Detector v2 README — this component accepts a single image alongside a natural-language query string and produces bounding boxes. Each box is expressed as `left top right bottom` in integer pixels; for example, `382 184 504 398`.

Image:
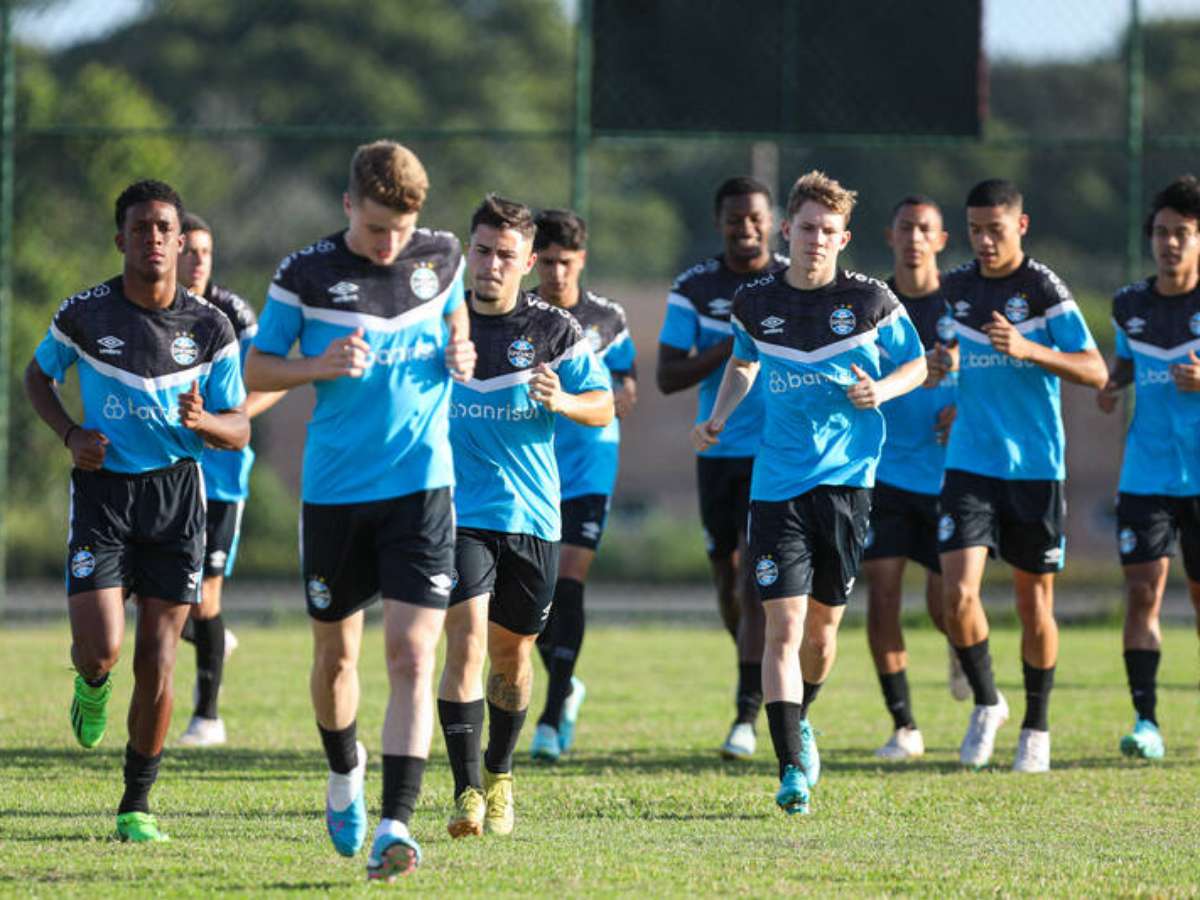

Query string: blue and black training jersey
659 253 788 458
450 292 612 541
1113 278 1200 496
731 269 924 502
254 229 464 505
201 283 258 502
875 278 957 497
34 277 245 475
943 257 1096 482
546 289 636 500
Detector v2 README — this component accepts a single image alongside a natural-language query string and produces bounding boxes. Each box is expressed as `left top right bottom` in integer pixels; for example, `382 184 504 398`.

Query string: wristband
62 424 79 447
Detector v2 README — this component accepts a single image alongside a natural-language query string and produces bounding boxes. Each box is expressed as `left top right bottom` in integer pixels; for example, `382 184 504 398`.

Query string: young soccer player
245 141 475 879
694 171 927 814
657 176 788 759
1098 175 1200 760
23 180 249 842
528 209 637 762
437 195 612 838
936 179 1107 772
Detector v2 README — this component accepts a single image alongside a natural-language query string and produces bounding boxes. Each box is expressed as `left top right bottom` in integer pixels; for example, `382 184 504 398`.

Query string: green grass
1 621 1199 896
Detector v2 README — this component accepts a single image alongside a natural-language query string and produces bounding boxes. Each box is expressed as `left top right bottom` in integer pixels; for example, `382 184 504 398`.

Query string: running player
245 141 475 879
694 171 926 815
1098 175 1200 760
23 180 249 842
438 195 612 839
863 195 965 761
657 176 788 759
175 212 284 747
527 209 637 762
936 179 1106 772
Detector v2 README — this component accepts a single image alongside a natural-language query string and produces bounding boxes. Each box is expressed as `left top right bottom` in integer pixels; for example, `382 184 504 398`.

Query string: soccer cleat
774 764 810 815
482 769 515 836
959 692 1009 768
366 829 421 881
71 674 112 749
1119 718 1165 760
1012 728 1051 773
176 716 226 748
116 811 170 843
874 726 926 760
798 718 820 788
325 742 367 857
446 786 485 838
948 645 971 702
557 676 587 753
530 723 561 762
720 722 757 760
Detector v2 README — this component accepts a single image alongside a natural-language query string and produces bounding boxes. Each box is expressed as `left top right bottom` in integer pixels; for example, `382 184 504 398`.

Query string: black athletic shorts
748 486 871 606
561 493 610 551
301 487 455 622
66 460 205 604
1116 492 1200 580
204 498 245 579
450 527 559 636
863 481 942 574
938 469 1066 574
697 455 754 559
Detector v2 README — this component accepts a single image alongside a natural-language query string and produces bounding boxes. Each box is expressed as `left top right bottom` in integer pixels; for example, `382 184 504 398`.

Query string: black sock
1020 662 1055 731
180 617 196 644
84 672 109 689
483 702 527 775
954 639 999 706
879 670 916 730
538 578 585 728
1123 649 1160 724
799 680 823 719
381 755 426 826
438 699 484 795
317 721 358 774
118 744 162 815
735 662 763 726
192 615 225 720
765 700 803 779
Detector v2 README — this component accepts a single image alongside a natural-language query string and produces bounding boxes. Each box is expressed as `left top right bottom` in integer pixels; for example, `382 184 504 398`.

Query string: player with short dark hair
936 178 1107 773
23 179 249 842
1098 174 1200 760
657 175 788 760
173 212 284 748
527 208 637 762
438 194 613 839
695 171 927 814
245 140 476 880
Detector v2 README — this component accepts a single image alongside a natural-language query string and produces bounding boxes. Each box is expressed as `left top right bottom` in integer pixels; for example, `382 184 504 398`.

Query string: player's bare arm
23 359 110 470
613 372 638 418
244 327 370 390
691 355 759 451
924 341 958 387
982 311 1107 387
444 302 476 383
529 363 613 425
177 379 249 450
1097 355 1133 413
656 339 734 394
846 356 928 410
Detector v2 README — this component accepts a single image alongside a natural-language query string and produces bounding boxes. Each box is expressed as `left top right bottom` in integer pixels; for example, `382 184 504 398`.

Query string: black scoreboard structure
590 0 984 137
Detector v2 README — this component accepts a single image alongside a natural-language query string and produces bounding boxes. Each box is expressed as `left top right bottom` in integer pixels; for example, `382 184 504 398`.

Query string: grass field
2 620 1199 896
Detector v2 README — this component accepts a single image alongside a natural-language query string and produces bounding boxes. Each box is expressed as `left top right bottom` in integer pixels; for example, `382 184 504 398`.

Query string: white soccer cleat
1012 728 1051 773
176 715 227 747
874 726 925 760
947 645 971 702
959 692 1009 768
719 722 756 760
224 627 239 660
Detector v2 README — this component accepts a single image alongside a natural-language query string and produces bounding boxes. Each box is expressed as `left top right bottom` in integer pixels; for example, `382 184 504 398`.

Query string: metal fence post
571 0 593 220
1125 0 1144 283
0 2 16 608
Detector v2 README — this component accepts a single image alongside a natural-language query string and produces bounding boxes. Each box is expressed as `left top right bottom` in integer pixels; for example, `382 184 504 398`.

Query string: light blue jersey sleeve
604 332 636 373
254 285 303 356
1047 301 1095 352
1114 320 1132 359
205 342 247 412
444 270 465 315
659 294 699 350
34 322 78 381
877 306 924 366
557 338 611 395
732 316 759 362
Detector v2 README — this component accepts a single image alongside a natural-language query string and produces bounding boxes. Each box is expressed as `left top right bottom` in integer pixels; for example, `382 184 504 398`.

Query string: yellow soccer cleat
447 786 485 838
482 769 514 836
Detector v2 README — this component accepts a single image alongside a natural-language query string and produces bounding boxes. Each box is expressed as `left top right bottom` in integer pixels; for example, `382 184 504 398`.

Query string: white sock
374 818 410 842
327 741 366 811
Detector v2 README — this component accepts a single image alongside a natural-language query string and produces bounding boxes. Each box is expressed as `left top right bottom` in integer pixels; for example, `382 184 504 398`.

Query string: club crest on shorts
171 332 199 366
70 548 96 579
938 514 955 543
863 527 875 550
507 337 536 369
937 314 957 343
450 569 459 590
1119 527 1136 556
1004 294 1030 324
755 555 779 587
410 261 440 301
1190 312 1200 337
307 576 332 610
829 306 856 337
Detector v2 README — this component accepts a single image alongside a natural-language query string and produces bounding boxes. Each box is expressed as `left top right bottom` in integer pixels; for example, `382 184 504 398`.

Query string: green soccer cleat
116 812 170 843
71 674 112 749
1120 718 1165 760
775 765 810 815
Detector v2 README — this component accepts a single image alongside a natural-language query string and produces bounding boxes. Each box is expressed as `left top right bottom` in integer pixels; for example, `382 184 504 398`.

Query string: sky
13 0 1200 61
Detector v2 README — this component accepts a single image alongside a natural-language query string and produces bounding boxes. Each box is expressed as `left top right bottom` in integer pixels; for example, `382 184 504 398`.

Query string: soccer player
437 195 612 838
23 179 249 842
694 171 926 815
657 176 788 759
174 212 284 747
527 209 637 762
1098 175 1200 760
244 141 475 879
936 179 1107 772
863 196 965 760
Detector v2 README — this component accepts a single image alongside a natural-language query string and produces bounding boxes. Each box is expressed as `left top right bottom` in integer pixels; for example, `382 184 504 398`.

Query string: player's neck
542 283 581 309
785 263 836 292
1154 268 1200 296
891 265 940 298
978 251 1024 279
724 250 772 275
187 277 209 298
122 268 178 309
471 289 521 316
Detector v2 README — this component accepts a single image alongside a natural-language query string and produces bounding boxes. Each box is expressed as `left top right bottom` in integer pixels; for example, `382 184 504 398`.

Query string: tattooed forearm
487 671 530 711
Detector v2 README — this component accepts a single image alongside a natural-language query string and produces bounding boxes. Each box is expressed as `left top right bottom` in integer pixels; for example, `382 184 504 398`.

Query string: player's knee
1125 577 1161 618
765 613 804 650
1014 591 1054 627
76 639 120 678
385 637 435 683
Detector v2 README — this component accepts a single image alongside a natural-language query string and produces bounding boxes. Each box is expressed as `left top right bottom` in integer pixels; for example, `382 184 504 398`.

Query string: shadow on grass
0 747 327 775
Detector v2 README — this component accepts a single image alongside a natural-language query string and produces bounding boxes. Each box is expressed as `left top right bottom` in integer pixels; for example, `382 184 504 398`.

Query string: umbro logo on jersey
954 300 971 318
761 315 785 335
1125 316 1146 336
708 298 732 316
328 281 359 303
97 335 124 356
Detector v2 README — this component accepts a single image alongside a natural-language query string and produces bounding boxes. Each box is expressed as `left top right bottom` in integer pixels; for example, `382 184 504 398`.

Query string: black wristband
62 424 79 447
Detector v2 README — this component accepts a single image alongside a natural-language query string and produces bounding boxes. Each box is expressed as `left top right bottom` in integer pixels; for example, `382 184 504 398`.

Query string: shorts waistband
76 458 198 480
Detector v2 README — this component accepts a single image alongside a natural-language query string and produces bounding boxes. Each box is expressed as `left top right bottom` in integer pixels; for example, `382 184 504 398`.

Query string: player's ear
934 230 950 252
342 192 354 218
780 219 791 242
1017 212 1030 236
884 226 895 248
523 250 538 275
114 231 125 253
840 229 852 249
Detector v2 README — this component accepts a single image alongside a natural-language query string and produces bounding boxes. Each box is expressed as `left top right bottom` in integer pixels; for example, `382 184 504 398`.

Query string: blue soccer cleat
799 718 820 788
325 742 367 857
1120 718 1165 760
558 676 587 753
530 723 561 762
775 765 810 815
366 829 422 882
